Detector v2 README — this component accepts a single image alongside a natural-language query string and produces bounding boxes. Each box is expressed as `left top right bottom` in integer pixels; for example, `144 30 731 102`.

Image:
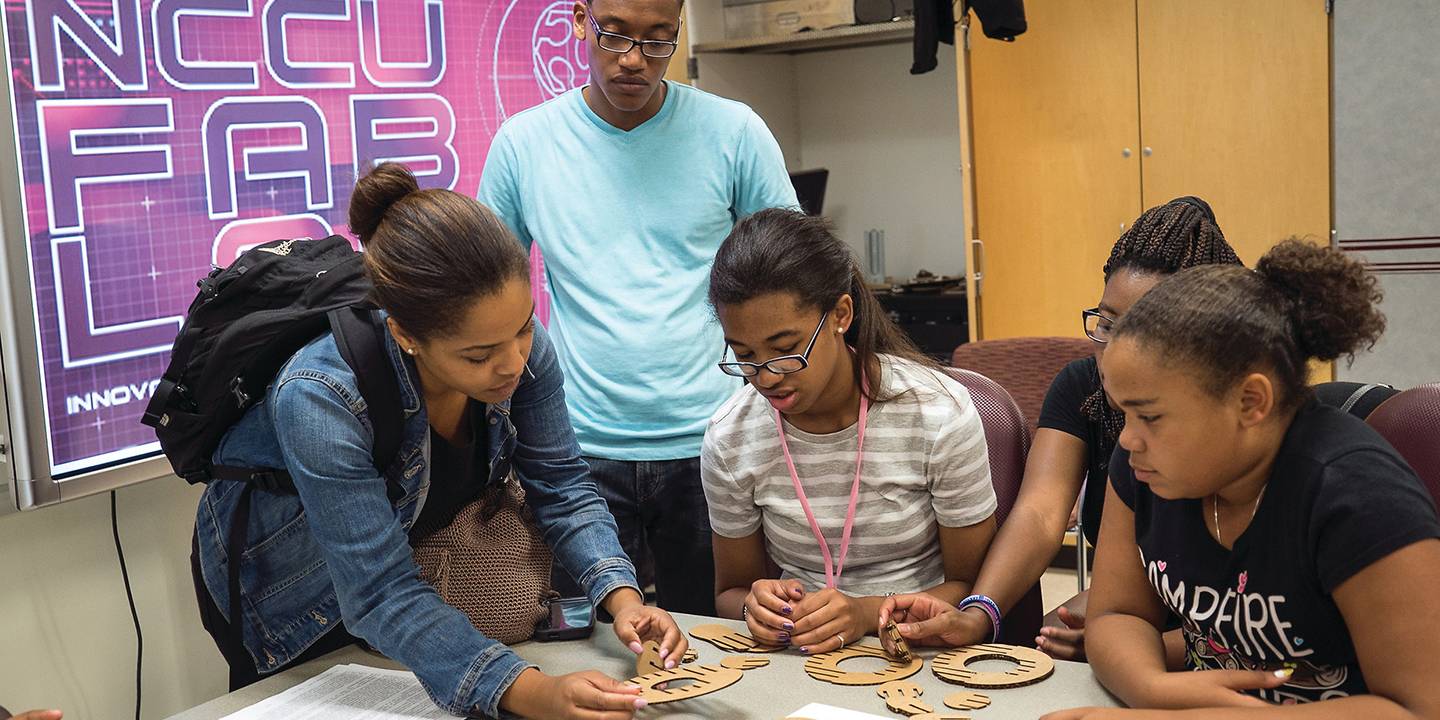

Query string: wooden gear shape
877 680 933 716
931 643 1055 688
943 692 991 710
803 643 924 686
720 656 771 670
626 663 744 704
688 624 783 653
885 619 914 661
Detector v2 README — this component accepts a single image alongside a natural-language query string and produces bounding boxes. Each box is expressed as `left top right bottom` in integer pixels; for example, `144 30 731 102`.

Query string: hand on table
503 668 647 720
788 587 873 655
0 711 63 720
878 592 990 650
1038 605 1087 660
743 579 806 645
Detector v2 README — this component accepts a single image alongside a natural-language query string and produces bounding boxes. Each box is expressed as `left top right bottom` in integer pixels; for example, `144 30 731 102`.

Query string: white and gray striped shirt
701 355 996 596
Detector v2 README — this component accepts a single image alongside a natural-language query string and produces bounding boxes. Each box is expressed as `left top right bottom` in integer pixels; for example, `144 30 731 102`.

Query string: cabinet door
1136 0 1330 265
968 0 1143 339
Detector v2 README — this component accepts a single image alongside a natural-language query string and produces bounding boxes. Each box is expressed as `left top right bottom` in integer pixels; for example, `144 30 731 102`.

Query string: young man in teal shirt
479 0 796 614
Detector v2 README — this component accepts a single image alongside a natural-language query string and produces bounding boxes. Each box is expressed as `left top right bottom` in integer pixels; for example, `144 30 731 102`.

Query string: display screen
3 0 585 477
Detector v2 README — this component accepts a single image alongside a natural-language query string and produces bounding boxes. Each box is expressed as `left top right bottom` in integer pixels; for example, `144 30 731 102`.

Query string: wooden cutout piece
909 714 972 720
720 656 770 670
689 624 783 653
931 643 1055 689
877 680 933 716
804 643 924 686
682 648 699 663
943 692 991 710
637 640 664 676
885 619 914 662
626 663 744 704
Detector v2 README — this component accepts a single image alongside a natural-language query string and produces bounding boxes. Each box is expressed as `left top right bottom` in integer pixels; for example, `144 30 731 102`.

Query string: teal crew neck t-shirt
479 82 798 460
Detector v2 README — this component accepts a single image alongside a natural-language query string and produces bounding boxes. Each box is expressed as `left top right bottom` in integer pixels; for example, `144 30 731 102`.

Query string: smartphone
534 596 595 641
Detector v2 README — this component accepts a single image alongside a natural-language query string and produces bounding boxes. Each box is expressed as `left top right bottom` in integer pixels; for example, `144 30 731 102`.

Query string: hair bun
1172 196 1217 225
1254 239 1385 362
349 162 421 241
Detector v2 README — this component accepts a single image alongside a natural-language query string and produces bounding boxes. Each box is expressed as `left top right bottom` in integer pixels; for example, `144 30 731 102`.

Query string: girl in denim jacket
193 162 684 719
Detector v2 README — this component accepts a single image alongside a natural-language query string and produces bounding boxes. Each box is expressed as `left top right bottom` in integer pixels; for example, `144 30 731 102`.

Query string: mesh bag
410 475 554 644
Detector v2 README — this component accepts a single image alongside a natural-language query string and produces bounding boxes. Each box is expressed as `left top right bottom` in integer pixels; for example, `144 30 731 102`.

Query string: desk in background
874 290 969 362
165 613 1120 720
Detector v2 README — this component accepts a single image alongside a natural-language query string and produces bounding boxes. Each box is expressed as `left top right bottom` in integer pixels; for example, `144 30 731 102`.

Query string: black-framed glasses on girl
585 8 680 58
718 313 828 377
1082 308 1115 343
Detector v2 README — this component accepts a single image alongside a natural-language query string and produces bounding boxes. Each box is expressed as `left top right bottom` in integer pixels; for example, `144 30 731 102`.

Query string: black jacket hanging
911 0 1027 75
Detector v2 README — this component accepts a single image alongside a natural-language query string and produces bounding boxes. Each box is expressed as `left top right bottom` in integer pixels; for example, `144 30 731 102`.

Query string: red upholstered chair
951 337 1097 439
943 367 1042 646
1365 383 1440 507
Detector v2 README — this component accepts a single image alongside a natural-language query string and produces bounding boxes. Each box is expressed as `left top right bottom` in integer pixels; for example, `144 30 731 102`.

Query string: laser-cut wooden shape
931 643 1054 688
885 619 914 662
637 640 665 676
626 663 744 704
803 643 924 686
943 691 990 710
877 680 933 716
909 714 972 720
720 656 770 670
682 648 699 663
689 624 783 653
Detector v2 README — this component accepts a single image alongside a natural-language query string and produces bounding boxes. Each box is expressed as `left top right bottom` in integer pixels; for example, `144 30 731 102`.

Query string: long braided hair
1082 197 1243 474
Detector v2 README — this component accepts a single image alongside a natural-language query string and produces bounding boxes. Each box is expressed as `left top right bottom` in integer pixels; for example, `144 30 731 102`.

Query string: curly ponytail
1112 239 1386 410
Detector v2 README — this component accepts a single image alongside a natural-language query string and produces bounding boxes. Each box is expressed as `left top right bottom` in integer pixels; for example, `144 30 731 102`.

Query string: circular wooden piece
931 643 1055 689
627 663 744 704
689 624 784 653
803 643 924 686
720 656 771 670
943 691 991 710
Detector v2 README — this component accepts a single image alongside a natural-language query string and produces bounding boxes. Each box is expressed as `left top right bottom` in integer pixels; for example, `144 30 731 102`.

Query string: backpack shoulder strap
330 306 406 505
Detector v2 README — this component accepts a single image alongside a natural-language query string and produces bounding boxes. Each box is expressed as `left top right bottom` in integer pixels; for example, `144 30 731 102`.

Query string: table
165 613 1122 719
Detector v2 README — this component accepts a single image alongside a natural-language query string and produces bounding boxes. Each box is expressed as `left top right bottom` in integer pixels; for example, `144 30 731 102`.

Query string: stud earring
406 348 416 355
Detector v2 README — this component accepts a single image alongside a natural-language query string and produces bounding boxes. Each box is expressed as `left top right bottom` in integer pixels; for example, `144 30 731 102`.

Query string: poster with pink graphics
3 0 579 477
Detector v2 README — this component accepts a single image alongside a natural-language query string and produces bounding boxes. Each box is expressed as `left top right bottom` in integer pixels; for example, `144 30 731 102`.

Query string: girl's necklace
1213 484 1267 545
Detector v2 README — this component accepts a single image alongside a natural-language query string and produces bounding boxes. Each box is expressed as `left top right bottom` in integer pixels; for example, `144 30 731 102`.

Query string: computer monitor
789 169 829 216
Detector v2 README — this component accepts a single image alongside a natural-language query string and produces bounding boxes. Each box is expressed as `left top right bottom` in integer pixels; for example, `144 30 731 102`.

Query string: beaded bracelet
958 594 1002 643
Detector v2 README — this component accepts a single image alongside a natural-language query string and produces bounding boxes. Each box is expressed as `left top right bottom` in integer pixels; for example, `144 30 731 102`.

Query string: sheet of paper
218 664 450 720
781 702 892 720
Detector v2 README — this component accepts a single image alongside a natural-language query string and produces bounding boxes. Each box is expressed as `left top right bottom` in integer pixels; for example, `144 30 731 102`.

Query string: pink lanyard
775 390 868 589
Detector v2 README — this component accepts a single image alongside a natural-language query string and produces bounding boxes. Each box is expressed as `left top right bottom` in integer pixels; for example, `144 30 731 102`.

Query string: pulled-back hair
1103 196 1242 281
1112 239 1386 411
349 162 529 342
708 208 935 402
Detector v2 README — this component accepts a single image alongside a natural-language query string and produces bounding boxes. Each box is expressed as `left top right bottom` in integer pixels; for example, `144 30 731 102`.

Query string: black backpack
142 235 404 663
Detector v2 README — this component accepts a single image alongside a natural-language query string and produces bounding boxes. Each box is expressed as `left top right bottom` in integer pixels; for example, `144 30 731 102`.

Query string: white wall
0 479 227 719
695 41 966 282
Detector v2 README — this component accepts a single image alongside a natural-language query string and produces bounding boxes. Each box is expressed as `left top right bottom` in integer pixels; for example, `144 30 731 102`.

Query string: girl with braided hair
1044 240 1440 717
881 197 1240 661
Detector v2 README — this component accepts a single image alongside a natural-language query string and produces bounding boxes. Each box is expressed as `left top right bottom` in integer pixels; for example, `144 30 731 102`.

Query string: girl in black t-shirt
1047 241 1440 718
881 197 1241 661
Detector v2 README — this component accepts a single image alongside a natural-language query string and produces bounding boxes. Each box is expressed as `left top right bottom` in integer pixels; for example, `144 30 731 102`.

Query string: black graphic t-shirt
1111 399 1440 704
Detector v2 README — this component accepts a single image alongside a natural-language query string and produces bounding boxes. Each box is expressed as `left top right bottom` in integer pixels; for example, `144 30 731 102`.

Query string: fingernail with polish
666 660 675 669
659 647 669 657
778 633 789 642
782 622 794 631
1274 668 1293 679
781 606 793 615
799 646 810 654
629 641 643 653
634 698 648 709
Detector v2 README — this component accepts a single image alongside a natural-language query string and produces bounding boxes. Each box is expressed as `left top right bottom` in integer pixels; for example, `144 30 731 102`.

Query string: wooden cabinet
962 0 1330 340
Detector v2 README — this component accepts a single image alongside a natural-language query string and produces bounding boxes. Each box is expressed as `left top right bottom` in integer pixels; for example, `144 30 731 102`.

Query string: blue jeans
556 457 717 615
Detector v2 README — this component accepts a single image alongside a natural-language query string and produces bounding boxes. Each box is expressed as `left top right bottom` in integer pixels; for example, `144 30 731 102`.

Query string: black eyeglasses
1082 308 1115 343
719 313 827 377
586 10 680 58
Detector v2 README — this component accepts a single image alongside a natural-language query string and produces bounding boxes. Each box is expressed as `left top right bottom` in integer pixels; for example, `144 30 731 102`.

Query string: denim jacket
195 319 638 717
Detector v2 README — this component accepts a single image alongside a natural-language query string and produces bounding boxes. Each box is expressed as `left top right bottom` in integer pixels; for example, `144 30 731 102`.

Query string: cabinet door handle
1143 146 1153 157
971 239 986 297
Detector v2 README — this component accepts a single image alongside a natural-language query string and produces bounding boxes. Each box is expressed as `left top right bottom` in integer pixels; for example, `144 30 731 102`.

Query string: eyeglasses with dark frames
585 8 680 58
718 313 828 377
1082 308 1115 344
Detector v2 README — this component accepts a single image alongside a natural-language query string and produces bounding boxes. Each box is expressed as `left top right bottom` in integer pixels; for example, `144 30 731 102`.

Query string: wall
0 479 227 719
694 41 966 281
1333 0 1440 389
